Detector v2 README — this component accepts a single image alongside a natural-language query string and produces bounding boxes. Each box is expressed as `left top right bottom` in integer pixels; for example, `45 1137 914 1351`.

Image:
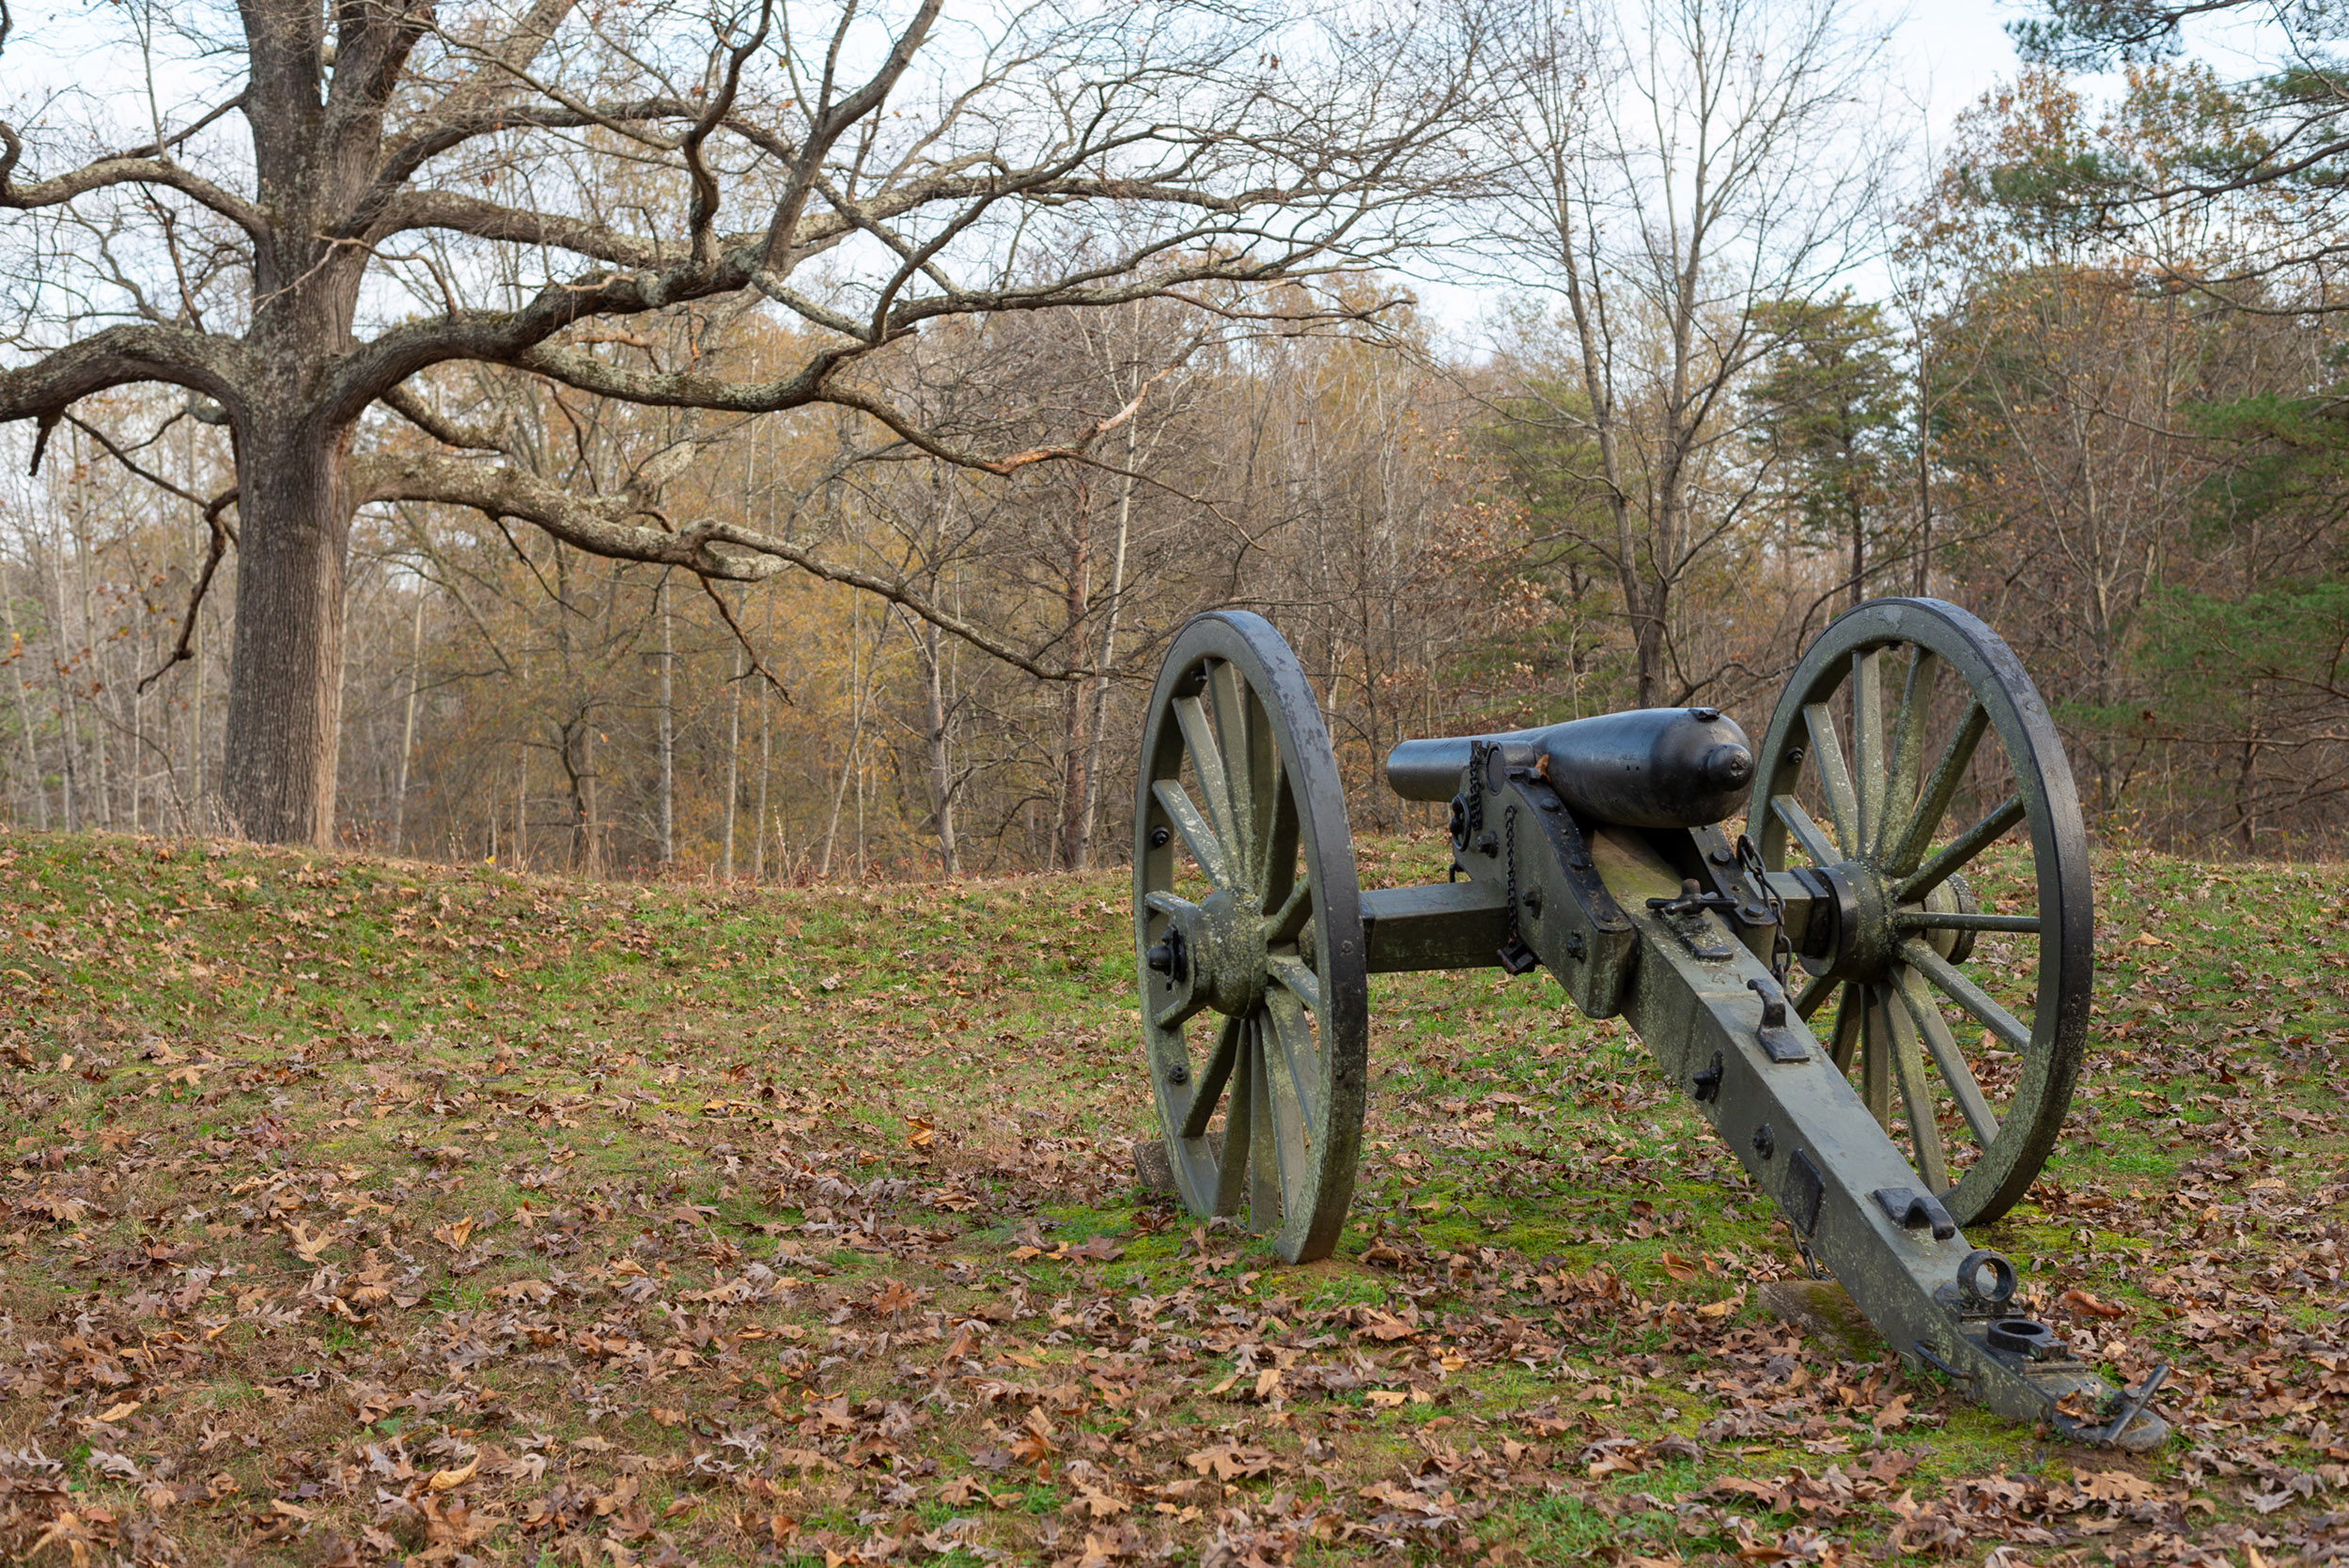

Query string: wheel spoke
1180 1011 1246 1141
1899 937 2035 1052
1248 1020 1281 1230
1267 954 1323 1016
1150 780 1228 888
1242 689 1283 893
1265 988 1322 1133
1212 1022 1253 1216
1881 990 1950 1191
1893 966 2002 1147
1883 698 1988 877
1828 982 1861 1073
1794 970 1838 1021
1802 702 1862 856
1851 647 1885 853
1771 793 1842 869
1260 1003 1313 1214
1859 985 1893 1128
1206 663 1261 888
1875 649 1940 861
1892 793 2025 905
1892 909 2041 934
1174 691 1241 875
1263 877 1313 947
1259 762 1300 918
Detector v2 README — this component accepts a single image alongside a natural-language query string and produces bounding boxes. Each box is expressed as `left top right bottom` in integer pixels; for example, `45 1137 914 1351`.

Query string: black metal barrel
1386 706 1755 830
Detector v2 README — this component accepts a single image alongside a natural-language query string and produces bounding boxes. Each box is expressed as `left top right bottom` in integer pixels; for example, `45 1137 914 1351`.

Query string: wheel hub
1834 860 1898 981
1807 860 1980 984
1195 887 1269 1017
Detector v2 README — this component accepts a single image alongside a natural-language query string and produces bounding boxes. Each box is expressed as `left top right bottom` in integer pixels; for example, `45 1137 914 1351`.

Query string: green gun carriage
1129 598 2167 1450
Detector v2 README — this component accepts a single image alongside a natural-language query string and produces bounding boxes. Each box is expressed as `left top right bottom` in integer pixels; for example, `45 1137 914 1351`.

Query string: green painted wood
1360 880 1513 973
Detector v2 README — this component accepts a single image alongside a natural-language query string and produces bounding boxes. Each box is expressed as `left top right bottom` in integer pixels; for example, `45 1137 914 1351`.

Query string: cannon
1130 598 2168 1450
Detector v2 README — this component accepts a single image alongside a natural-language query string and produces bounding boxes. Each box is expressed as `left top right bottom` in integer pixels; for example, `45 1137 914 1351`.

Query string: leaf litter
0 829 2343 1563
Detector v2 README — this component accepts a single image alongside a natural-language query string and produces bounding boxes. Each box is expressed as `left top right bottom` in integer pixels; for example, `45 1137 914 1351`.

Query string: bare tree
1477 0 1889 706
0 0 1482 844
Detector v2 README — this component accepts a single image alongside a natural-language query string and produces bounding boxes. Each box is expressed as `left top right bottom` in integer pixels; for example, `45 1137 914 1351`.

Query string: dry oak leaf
2078 1469 2162 1503
432 1216 475 1250
284 1220 335 1263
2060 1288 2127 1319
1186 1444 1277 1482
427 1455 480 1492
1070 1483 1130 1519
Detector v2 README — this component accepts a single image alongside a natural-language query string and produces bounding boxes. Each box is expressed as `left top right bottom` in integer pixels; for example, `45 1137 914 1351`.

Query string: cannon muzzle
1386 706 1754 829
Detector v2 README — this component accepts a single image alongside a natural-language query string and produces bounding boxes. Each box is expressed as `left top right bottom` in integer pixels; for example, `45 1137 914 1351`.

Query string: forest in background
5 36 2347 879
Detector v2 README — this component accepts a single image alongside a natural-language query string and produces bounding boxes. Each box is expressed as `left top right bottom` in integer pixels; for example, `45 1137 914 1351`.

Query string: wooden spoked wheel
1747 598 2092 1228
1134 612 1367 1265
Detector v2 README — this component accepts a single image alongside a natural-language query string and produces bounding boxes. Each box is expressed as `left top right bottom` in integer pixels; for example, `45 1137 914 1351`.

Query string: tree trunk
1912 340 1934 598
1632 606 1666 708
1057 485 1093 870
1 586 47 831
1850 491 1868 613
723 642 742 880
1075 428 1138 869
921 616 958 875
49 506 80 831
222 424 354 846
393 590 423 855
658 572 676 869
754 679 771 883
754 589 773 883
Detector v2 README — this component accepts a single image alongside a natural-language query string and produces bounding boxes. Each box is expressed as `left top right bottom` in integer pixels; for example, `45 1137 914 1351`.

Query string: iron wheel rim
1746 597 2092 1227
1133 611 1367 1265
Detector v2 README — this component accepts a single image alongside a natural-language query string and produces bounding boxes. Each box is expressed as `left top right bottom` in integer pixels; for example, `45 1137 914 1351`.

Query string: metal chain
1503 804 1521 948
1735 832 1794 986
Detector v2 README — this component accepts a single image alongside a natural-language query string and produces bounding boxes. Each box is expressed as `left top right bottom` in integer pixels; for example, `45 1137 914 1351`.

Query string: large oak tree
0 0 1474 843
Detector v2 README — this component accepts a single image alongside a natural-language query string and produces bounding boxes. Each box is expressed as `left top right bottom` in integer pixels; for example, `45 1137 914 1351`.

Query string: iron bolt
1145 943 1174 973
1148 826 1172 849
1167 1063 1190 1086
1751 1123 1776 1159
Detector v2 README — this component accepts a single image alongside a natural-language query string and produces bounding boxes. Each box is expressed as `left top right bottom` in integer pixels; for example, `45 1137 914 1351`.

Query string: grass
0 824 2343 1566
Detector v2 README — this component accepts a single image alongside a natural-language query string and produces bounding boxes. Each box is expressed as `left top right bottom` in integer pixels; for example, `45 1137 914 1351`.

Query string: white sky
4 0 2265 348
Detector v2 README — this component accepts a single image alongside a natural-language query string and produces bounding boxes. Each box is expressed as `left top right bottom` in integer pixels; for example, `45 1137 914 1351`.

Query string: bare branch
356 452 1091 680
0 152 270 241
0 324 248 429
696 574 790 698
381 383 511 453
138 489 240 693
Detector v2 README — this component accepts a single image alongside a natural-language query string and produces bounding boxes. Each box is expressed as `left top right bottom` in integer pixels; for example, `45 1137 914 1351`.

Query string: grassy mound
0 827 2343 1565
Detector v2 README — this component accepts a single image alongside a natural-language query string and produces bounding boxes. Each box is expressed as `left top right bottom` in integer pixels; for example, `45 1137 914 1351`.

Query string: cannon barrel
1386 706 1755 829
